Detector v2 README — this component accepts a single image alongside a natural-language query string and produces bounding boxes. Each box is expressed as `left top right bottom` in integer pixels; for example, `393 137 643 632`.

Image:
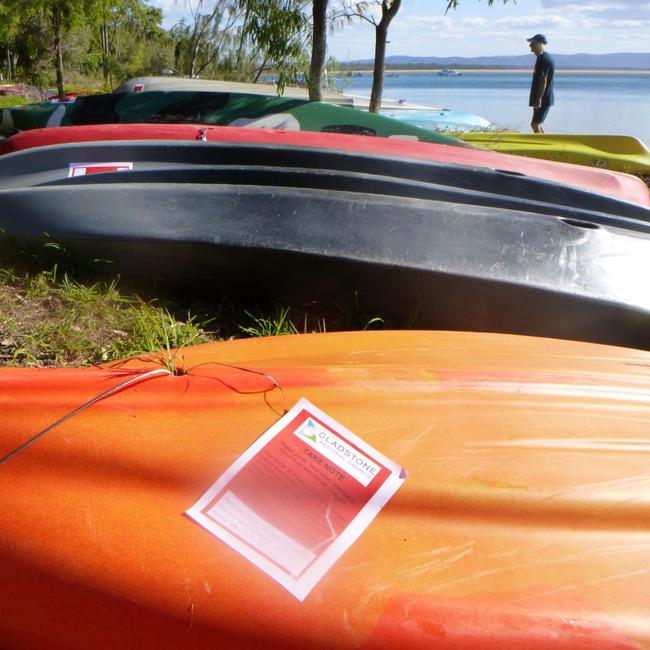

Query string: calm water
337 71 650 144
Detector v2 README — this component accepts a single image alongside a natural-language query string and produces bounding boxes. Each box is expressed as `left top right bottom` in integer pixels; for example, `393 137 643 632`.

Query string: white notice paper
186 398 406 601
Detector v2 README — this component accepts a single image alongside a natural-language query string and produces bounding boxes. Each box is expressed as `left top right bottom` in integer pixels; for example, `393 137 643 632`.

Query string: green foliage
0 0 175 89
84 0 173 85
445 0 512 12
0 2 20 55
171 1 245 79
242 0 311 91
0 0 317 90
1 9 52 87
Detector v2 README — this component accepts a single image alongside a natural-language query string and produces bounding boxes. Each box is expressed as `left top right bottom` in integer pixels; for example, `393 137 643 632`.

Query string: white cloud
401 15 454 30
542 1 627 9
150 0 185 13
456 16 488 27
541 0 650 19
148 0 194 27
492 14 574 28
608 18 650 26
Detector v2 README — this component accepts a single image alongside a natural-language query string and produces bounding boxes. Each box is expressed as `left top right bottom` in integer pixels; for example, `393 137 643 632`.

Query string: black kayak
1 139 649 349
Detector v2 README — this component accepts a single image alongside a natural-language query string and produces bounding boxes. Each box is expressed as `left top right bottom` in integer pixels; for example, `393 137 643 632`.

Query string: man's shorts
532 103 551 124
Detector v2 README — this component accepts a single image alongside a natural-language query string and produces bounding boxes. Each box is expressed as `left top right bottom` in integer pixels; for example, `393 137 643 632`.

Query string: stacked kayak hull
1 330 650 648
0 90 463 147
113 75 354 106
1 124 647 207
1 137 648 222
459 132 650 175
1 139 650 349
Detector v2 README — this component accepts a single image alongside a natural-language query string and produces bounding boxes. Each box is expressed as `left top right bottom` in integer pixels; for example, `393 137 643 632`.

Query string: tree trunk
6 46 12 82
369 0 402 113
369 24 387 113
308 0 328 102
235 7 250 69
101 22 110 86
190 36 200 78
253 55 270 83
188 2 202 78
51 8 65 100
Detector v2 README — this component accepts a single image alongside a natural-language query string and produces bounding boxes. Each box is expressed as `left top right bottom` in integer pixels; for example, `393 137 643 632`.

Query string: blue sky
151 0 650 59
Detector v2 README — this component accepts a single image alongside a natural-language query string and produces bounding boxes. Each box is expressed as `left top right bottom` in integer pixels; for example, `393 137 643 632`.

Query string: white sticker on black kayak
68 162 134 177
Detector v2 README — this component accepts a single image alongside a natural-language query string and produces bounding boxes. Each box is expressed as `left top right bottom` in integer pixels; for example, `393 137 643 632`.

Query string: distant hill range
349 53 650 69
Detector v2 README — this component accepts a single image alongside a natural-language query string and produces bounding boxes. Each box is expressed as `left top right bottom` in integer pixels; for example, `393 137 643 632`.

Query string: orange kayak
1 330 650 649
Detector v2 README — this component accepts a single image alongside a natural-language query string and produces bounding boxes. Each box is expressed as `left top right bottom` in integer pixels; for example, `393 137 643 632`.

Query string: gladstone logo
298 418 318 444
295 417 380 486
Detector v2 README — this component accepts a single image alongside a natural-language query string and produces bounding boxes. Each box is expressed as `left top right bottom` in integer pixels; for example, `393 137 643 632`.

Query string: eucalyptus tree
5 0 89 98
240 0 310 91
240 0 336 100
87 0 148 85
337 0 401 112
173 0 244 78
0 6 53 89
0 2 20 81
340 0 511 112
187 0 342 100
308 0 328 100
171 0 334 99
87 0 169 85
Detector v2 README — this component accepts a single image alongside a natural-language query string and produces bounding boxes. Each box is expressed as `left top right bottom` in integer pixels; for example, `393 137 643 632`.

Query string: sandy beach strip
342 68 650 75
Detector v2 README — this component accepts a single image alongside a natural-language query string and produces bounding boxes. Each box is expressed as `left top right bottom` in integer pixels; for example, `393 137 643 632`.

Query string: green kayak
458 132 650 175
0 90 465 147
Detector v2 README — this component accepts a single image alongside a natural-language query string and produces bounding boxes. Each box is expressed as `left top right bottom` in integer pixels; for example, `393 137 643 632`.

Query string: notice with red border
186 398 406 601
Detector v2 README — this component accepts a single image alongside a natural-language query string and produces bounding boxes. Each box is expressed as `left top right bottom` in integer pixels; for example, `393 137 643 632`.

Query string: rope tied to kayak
185 360 288 416
0 367 171 467
106 352 289 415
0 356 288 467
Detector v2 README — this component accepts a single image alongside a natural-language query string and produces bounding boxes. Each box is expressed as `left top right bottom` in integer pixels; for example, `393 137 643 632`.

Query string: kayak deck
1 330 650 648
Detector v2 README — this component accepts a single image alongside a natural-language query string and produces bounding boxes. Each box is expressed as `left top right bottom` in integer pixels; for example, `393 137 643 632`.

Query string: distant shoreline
341 68 650 75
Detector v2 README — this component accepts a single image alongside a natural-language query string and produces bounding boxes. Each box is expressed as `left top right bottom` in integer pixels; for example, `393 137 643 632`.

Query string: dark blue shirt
529 52 555 107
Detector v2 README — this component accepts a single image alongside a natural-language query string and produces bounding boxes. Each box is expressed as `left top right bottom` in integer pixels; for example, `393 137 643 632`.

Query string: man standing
527 34 555 133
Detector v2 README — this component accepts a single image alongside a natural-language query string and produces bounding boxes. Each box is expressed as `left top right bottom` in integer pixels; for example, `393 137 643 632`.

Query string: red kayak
1 123 648 206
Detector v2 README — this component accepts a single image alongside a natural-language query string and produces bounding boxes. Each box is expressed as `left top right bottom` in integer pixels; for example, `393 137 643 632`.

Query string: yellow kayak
458 132 650 175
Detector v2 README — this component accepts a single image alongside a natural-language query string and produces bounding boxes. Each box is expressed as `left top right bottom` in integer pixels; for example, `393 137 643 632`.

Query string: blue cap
527 33 547 44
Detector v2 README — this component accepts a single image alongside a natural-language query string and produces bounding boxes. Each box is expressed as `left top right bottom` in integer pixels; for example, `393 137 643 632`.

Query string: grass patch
0 96 31 109
0 263 396 368
239 306 299 338
0 266 216 367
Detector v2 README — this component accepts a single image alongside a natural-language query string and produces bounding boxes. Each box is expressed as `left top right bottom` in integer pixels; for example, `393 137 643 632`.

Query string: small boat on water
1 136 650 348
459 132 650 175
438 68 461 76
2 330 650 648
